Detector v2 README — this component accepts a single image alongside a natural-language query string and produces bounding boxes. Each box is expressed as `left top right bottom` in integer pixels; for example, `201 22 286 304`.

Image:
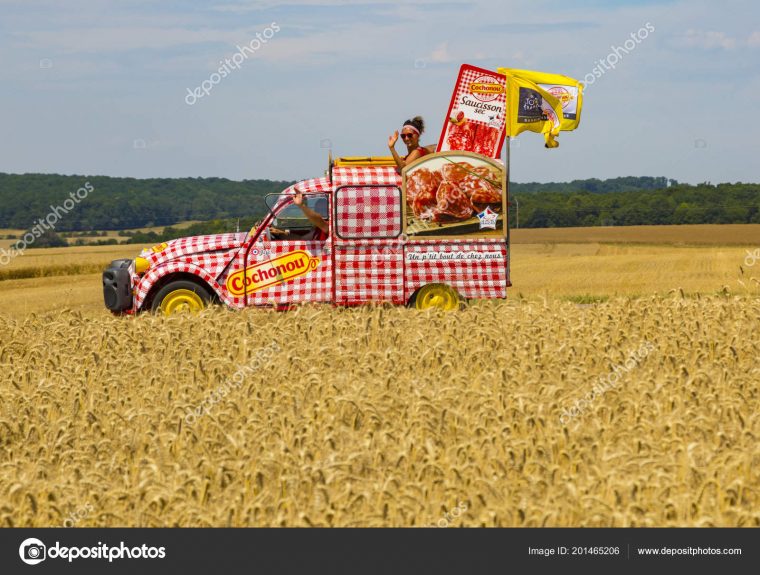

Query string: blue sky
0 0 758 184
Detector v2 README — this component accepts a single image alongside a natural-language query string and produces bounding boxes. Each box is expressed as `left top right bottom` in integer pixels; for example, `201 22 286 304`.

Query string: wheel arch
136 264 222 312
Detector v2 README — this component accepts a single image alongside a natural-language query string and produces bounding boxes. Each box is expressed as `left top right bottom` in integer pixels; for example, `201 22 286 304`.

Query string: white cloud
676 29 737 50
748 31 760 47
16 27 254 54
430 43 453 63
210 0 456 12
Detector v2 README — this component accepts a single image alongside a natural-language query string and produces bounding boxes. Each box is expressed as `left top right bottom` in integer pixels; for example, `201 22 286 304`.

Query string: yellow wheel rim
415 284 460 311
159 289 206 315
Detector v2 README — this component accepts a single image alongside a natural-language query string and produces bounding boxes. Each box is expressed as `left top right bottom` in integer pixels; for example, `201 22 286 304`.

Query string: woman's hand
388 131 399 148
293 191 304 206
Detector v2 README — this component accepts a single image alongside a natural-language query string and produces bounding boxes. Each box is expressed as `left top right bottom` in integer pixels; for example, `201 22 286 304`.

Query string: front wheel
411 284 464 311
151 280 213 315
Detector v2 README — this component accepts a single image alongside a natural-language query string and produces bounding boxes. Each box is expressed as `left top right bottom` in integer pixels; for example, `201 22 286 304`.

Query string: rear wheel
412 284 463 311
151 280 212 315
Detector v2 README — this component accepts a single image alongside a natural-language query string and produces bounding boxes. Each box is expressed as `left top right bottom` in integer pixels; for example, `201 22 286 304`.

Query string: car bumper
103 259 134 313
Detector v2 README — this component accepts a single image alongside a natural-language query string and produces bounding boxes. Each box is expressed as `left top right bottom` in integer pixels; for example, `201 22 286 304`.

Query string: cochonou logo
469 75 503 102
19 538 166 565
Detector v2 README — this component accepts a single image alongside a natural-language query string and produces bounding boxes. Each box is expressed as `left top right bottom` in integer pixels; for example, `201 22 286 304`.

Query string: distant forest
1 174 759 240
512 180 760 228
0 173 290 231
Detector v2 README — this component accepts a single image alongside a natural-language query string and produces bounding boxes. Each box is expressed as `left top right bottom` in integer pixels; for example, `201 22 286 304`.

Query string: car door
227 193 332 306
333 185 404 305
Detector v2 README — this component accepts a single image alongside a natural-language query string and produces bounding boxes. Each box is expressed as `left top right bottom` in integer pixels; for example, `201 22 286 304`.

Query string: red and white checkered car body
404 241 507 301
127 160 508 312
135 233 246 310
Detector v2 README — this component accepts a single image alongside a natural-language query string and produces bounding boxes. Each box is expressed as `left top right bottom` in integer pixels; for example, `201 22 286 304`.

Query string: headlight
134 256 150 274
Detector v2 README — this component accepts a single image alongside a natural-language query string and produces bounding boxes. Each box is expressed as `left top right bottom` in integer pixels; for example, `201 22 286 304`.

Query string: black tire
150 280 213 314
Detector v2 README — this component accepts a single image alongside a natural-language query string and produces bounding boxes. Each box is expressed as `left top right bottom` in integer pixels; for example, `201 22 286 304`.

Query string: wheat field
0 225 759 527
0 243 756 317
0 298 758 527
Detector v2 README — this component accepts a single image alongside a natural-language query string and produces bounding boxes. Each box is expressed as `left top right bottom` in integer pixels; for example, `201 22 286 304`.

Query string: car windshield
257 193 330 237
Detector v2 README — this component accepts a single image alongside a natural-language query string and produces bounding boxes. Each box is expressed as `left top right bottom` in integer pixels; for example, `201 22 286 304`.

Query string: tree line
1 173 758 237
0 173 290 231
508 182 760 228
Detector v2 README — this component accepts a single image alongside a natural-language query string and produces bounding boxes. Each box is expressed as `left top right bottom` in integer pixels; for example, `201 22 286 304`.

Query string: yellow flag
506 68 583 131
498 67 584 148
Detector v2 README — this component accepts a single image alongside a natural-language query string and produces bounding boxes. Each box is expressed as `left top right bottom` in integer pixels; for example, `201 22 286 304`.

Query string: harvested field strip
0 263 108 282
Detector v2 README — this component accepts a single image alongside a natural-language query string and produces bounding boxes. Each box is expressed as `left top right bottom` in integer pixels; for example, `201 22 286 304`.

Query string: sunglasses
400 132 416 139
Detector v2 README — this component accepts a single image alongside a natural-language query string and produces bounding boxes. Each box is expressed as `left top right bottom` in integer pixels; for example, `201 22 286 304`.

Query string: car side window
334 185 402 239
265 193 330 241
